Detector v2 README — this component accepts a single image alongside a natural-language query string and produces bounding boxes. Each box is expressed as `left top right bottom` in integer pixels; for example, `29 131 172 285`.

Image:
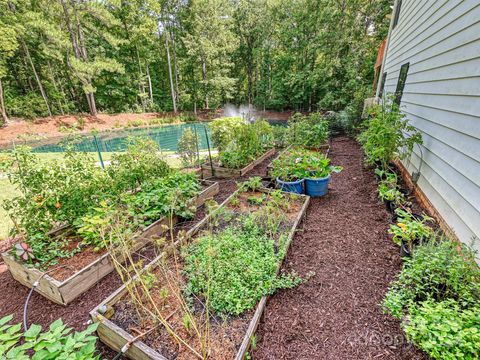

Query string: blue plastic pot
305 175 331 197
276 177 304 194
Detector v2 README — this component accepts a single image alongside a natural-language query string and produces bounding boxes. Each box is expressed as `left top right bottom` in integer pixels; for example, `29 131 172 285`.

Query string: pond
31 122 212 154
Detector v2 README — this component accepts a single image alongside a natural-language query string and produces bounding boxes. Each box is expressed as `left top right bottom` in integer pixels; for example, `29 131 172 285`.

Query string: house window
394 63 409 105
393 0 402 29
379 72 387 98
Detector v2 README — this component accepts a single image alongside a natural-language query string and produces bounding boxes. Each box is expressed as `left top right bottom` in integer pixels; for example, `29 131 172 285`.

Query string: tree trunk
202 60 208 109
165 32 177 113
0 79 8 125
171 30 180 107
22 41 52 117
146 64 153 103
135 47 146 112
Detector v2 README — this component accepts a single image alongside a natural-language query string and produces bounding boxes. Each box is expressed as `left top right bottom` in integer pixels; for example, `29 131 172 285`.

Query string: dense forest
0 0 391 123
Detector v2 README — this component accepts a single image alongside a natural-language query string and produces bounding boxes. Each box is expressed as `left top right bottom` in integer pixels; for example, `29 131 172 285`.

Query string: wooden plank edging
1 181 219 305
90 189 310 360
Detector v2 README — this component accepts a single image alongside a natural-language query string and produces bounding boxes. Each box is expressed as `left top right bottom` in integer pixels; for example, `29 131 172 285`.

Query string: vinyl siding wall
379 0 480 258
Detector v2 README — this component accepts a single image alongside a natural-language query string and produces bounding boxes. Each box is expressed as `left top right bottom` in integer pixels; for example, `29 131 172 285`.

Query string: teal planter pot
305 175 331 197
276 178 304 194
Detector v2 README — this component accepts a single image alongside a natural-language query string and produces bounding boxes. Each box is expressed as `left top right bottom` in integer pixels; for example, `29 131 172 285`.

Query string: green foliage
287 113 329 148
388 209 434 247
210 118 274 169
184 213 301 316
124 172 201 228
376 169 405 206
0 315 99 359
403 300 480 360
383 239 480 319
107 138 171 192
271 148 342 181
177 128 198 167
358 103 423 169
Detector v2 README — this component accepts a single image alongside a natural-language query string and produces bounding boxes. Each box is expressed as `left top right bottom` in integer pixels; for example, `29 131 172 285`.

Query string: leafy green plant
383 239 480 319
271 148 341 181
388 209 434 249
357 102 422 169
184 214 301 316
403 299 480 360
124 172 201 227
107 138 171 192
209 118 274 169
0 315 100 359
238 176 264 192
177 128 198 168
376 169 405 206
287 112 329 148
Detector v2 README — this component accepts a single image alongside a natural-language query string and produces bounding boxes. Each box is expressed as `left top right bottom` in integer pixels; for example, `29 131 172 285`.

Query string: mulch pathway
252 137 428 359
0 140 428 359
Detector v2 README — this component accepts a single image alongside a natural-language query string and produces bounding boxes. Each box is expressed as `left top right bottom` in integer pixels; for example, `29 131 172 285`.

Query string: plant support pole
93 135 105 169
204 125 214 177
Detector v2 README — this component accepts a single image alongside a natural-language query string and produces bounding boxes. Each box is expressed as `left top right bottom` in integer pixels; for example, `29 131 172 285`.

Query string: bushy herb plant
0 315 100 359
107 138 171 192
184 214 301 316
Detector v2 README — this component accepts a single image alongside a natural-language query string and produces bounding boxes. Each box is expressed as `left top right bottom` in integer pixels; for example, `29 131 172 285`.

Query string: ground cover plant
0 315 100 359
101 178 307 359
209 117 274 169
0 137 202 270
287 112 330 149
383 238 480 359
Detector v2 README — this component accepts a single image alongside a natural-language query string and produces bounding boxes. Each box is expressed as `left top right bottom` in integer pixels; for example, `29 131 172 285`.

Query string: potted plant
388 209 434 257
301 154 342 197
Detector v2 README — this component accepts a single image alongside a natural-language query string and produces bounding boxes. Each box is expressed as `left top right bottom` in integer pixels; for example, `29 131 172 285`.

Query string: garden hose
22 265 71 331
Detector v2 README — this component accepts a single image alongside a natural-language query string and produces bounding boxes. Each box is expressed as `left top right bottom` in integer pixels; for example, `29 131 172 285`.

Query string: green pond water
31 122 211 153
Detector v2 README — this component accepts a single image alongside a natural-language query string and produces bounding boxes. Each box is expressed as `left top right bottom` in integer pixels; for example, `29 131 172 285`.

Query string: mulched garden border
0 139 430 359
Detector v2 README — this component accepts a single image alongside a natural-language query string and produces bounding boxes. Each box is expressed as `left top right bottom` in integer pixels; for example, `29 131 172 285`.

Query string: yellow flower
397 222 407 231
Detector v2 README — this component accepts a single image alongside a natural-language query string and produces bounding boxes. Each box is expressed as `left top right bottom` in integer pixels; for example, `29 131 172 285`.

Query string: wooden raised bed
201 148 276 179
90 188 310 360
1 180 219 306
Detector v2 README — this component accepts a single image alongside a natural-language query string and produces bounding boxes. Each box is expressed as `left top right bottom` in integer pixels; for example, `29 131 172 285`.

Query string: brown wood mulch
0 139 429 359
252 137 428 360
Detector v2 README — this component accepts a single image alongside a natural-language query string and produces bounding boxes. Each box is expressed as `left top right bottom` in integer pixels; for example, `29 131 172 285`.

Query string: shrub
209 117 245 151
357 103 422 169
0 315 100 359
177 128 198 167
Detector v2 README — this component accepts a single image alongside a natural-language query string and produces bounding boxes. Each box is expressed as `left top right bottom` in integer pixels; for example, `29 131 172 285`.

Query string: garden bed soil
1 181 219 305
91 188 309 359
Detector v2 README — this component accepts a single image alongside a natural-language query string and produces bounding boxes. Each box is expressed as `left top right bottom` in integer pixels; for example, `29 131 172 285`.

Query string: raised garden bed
201 148 275 179
90 187 310 359
1 180 219 306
